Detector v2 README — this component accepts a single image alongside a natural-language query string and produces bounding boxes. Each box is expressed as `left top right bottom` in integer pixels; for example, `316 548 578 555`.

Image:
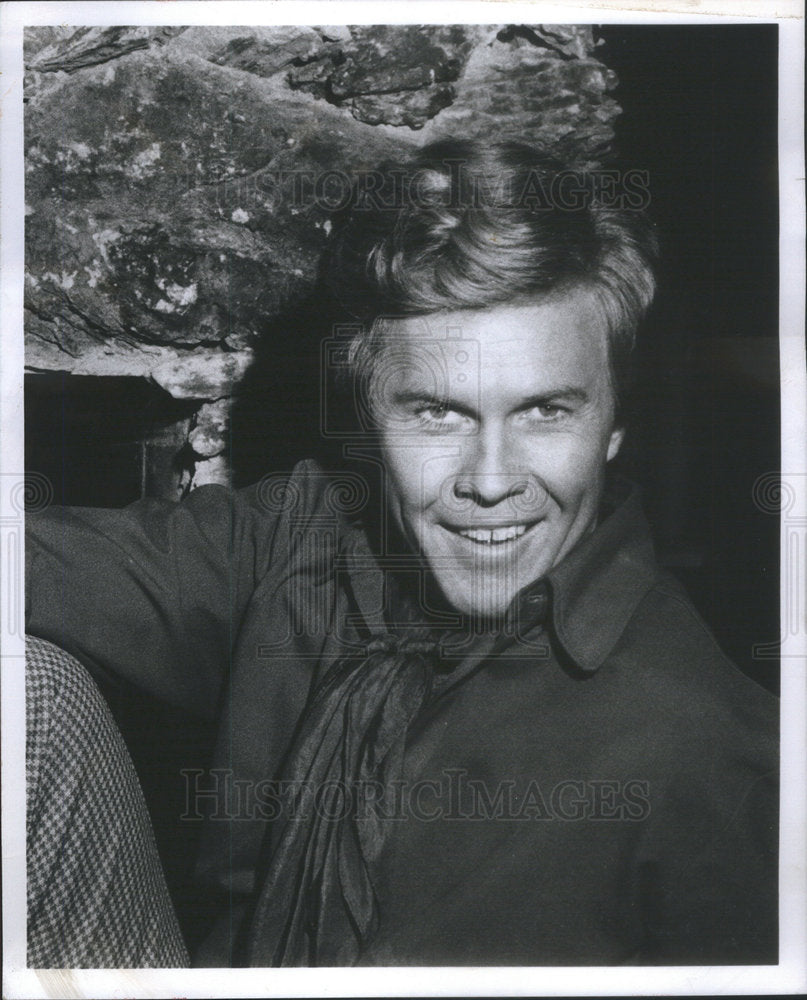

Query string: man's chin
430 576 521 622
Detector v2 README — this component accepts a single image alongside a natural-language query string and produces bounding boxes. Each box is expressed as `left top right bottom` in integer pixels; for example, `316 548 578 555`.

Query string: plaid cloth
26 635 190 968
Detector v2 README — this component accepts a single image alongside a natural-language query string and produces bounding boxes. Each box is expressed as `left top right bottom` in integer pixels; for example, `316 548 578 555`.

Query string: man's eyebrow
391 390 478 418
392 390 454 407
390 387 590 414
519 387 590 407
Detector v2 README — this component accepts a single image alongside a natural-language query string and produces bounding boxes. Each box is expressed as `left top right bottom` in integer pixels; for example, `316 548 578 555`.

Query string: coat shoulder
612 569 778 755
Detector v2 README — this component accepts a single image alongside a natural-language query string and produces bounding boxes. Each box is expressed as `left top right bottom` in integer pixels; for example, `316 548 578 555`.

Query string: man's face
373 290 624 619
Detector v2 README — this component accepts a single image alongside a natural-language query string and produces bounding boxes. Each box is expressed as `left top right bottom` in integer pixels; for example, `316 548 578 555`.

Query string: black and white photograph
1 1 805 997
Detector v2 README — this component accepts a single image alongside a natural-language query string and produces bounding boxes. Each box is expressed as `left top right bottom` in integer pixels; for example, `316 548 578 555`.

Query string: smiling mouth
445 522 539 546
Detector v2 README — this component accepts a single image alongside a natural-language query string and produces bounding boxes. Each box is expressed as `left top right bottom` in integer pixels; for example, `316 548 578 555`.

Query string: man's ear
607 425 625 462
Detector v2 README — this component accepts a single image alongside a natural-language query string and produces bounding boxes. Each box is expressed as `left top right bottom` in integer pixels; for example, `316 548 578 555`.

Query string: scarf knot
365 634 437 657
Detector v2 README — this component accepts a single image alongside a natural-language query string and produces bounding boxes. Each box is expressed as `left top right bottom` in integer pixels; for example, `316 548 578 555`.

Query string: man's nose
452 428 529 507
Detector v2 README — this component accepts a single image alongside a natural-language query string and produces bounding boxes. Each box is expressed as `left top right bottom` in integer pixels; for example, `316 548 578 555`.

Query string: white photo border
2 2 805 997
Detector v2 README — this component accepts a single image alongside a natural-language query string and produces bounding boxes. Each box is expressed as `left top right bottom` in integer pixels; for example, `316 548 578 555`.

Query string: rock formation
24 24 620 495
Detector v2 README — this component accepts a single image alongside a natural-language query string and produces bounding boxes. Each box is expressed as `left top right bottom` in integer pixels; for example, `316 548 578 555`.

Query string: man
25 140 778 967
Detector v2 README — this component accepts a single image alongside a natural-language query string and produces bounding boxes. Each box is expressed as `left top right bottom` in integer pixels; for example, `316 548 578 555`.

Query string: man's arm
25 482 278 720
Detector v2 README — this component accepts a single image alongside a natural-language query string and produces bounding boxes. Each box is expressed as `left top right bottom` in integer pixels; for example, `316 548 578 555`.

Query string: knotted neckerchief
244 628 438 967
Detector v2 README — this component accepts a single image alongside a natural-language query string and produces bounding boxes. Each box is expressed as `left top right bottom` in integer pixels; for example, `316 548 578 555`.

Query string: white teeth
457 524 528 545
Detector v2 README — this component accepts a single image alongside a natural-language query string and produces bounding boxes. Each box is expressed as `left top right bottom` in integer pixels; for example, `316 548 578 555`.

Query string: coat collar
544 480 660 674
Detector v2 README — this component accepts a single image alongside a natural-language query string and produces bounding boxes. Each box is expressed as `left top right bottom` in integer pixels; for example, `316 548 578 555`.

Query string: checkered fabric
26 635 190 968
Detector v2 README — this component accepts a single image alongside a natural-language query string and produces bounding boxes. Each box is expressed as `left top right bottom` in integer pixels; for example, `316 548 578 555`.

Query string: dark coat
26 461 778 966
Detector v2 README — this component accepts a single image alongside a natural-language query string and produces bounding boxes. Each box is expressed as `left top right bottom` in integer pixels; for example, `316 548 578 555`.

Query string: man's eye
521 403 567 423
415 406 469 431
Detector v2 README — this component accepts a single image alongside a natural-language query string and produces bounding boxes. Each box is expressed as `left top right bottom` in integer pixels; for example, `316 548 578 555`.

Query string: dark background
600 24 780 695
26 25 781 693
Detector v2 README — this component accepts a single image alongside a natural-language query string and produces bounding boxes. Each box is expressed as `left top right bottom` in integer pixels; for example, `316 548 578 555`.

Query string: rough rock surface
188 399 230 458
421 26 618 164
24 23 621 493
